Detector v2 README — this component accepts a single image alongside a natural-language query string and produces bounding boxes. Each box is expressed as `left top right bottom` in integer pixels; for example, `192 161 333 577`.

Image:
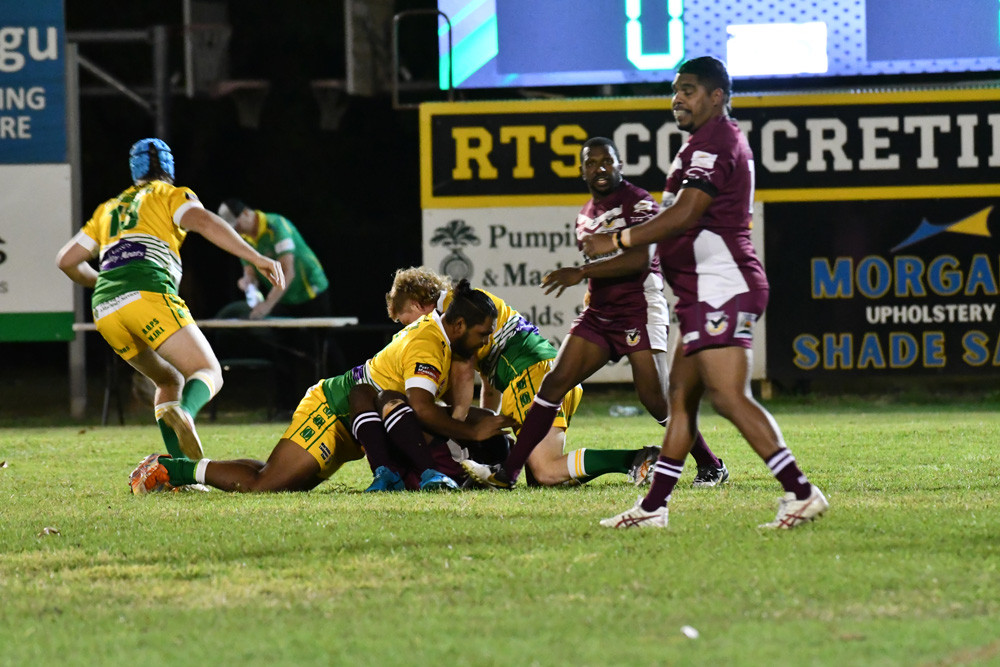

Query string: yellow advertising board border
419 88 1000 209
424 185 1000 210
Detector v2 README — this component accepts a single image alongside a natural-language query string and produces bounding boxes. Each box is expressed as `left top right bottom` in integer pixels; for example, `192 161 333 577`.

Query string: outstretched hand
542 266 585 297
254 256 285 290
472 413 517 441
581 233 615 259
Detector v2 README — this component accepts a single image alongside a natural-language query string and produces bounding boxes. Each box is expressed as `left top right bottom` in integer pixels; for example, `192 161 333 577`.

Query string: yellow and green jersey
321 310 453 413
438 287 557 392
74 180 203 309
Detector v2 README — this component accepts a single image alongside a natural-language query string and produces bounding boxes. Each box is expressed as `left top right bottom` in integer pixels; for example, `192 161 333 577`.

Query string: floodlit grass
1 392 999 665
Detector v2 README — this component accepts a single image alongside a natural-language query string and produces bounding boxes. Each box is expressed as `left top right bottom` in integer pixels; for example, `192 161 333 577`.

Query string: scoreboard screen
436 0 1000 89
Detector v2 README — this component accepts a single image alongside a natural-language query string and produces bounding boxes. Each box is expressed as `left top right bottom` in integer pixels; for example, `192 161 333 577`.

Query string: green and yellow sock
180 371 216 419
567 448 636 480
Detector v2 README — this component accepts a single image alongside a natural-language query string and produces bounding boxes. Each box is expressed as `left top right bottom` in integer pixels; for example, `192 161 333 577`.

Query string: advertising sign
420 88 1000 380
766 199 1000 380
0 0 72 342
0 0 66 164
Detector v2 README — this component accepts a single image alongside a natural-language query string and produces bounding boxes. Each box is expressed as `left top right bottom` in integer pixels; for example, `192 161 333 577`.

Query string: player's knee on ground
527 457 569 486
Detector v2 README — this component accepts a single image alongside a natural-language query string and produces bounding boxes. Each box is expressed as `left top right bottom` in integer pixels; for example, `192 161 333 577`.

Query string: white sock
194 458 212 484
566 448 587 480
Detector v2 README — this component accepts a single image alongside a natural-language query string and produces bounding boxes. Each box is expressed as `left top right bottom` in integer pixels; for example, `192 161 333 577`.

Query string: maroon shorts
674 289 768 355
568 307 668 363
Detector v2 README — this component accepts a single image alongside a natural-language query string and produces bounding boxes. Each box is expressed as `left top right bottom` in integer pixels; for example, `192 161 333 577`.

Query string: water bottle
609 404 641 417
244 284 264 308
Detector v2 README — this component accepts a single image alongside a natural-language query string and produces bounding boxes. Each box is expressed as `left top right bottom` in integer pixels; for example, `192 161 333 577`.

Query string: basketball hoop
216 79 270 129
184 22 232 97
310 79 348 131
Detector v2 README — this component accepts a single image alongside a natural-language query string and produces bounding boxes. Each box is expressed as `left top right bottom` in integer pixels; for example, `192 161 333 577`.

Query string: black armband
680 178 719 198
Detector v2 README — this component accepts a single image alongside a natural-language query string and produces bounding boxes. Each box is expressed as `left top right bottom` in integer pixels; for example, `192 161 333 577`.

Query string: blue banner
0 0 66 163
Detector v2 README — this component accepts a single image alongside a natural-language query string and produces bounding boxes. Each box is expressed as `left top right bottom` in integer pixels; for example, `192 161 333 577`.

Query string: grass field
1 390 999 666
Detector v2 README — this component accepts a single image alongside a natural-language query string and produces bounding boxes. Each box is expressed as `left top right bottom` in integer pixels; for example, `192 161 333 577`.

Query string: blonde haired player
385 266 660 487
56 138 283 472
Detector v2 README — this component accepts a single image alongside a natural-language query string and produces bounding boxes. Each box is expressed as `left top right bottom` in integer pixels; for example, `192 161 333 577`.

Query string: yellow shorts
500 359 582 431
281 382 364 479
93 291 194 360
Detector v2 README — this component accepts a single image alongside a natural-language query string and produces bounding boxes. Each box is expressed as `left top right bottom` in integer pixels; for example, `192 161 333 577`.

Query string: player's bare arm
479 376 502 413
446 356 477 421
582 187 713 258
406 386 514 441
180 207 285 290
543 245 649 297
55 240 98 288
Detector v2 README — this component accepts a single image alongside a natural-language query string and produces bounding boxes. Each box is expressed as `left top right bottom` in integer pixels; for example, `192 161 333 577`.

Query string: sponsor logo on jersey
414 362 442 383
93 290 142 320
625 328 641 346
690 150 718 169
705 311 729 336
735 312 757 339
100 239 147 271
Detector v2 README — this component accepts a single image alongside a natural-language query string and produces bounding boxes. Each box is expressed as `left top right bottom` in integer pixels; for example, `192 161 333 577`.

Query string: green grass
1 392 999 666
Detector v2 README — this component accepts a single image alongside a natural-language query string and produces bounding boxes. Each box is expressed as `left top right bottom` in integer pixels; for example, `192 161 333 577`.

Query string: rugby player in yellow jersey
381 266 664 487
56 138 283 470
127 279 513 493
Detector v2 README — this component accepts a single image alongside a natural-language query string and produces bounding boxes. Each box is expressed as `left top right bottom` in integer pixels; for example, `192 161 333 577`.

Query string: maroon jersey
575 180 663 317
659 115 768 307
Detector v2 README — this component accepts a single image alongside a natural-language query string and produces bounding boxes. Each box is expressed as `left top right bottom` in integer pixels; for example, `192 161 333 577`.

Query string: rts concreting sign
420 88 1000 380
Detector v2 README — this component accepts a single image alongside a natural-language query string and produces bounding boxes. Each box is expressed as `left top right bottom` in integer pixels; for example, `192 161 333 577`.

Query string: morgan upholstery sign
420 88 1000 379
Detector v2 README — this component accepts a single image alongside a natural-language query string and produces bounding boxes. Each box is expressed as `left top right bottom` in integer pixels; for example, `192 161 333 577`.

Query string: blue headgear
128 138 174 183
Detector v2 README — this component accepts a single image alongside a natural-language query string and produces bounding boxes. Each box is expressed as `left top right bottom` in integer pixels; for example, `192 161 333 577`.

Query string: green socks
159 456 199 486
581 449 637 477
156 417 184 459
180 372 214 419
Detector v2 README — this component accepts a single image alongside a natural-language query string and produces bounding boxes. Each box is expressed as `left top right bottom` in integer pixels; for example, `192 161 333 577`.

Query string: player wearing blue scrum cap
57 138 285 489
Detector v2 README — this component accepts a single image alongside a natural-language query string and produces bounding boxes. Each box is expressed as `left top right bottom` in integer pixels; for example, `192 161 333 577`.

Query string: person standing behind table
216 198 330 320
583 57 828 530
216 199 341 404
55 138 284 464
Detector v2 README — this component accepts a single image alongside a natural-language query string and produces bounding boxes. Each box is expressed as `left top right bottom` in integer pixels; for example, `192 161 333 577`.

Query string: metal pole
66 44 87 419
182 0 194 98
76 53 152 112
152 25 170 139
